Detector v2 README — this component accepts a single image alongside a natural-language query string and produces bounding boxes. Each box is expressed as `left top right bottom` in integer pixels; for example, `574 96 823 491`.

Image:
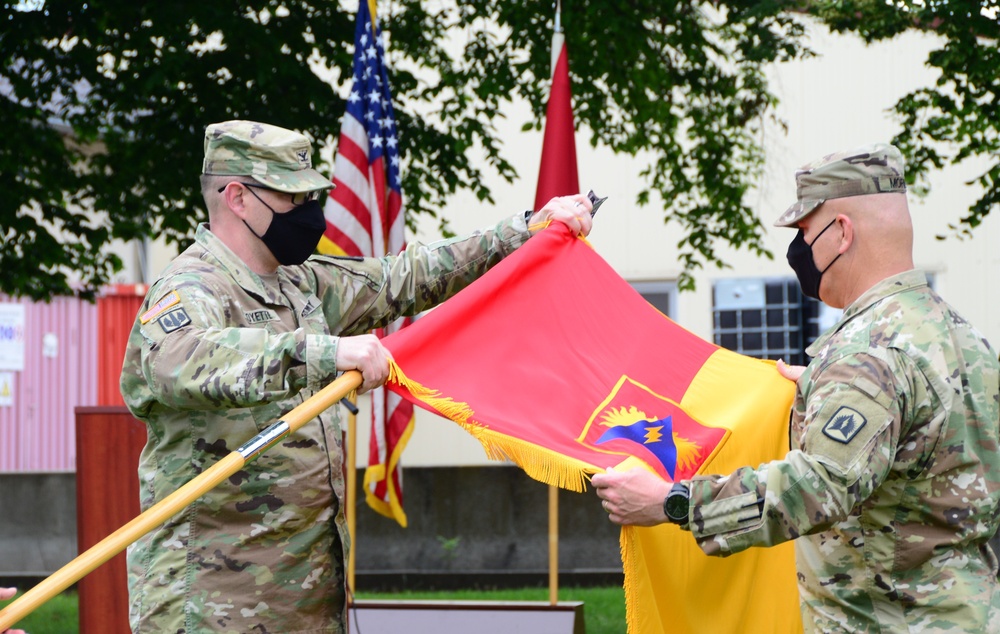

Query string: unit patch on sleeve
140 291 182 324
157 308 191 334
822 406 868 444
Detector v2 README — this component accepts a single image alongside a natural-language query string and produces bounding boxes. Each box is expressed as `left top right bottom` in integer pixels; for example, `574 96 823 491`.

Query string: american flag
321 0 412 527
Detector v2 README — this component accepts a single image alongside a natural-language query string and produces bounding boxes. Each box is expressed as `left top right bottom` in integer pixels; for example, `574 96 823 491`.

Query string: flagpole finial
554 0 563 33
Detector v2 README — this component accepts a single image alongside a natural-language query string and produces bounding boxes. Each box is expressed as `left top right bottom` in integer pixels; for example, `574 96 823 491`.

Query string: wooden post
548 484 559 605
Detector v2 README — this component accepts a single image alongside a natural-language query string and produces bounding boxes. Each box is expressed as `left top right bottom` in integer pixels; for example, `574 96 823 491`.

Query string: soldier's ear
836 215 853 254
219 182 251 219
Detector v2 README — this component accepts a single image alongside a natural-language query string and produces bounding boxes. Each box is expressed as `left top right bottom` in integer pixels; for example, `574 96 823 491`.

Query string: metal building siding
0 296 99 472
97 285 147 406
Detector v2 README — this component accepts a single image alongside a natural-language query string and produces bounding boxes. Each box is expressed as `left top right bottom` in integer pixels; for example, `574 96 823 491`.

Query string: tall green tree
813 0 999 236
3 0 810 300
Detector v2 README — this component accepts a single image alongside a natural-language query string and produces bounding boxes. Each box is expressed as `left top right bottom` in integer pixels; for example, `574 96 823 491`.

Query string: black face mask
243 188 327 266
786 218 841 300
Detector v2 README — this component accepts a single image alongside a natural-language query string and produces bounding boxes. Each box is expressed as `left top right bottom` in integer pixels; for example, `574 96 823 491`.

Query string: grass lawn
356 586 626 634
2 586 626 633
1 591 79 634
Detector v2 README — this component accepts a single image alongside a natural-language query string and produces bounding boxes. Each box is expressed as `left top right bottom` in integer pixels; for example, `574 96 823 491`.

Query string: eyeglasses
218 182 323 206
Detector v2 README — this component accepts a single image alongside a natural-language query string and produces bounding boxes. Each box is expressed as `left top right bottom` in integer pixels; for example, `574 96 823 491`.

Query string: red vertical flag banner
321 0 412 527
534 22 580 209
382 223 802 633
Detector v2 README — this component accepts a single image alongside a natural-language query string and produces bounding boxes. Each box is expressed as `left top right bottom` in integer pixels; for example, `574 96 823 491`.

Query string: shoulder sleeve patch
805 388 893 474
157 307 191 334
140 291 182 324
821 406 868 444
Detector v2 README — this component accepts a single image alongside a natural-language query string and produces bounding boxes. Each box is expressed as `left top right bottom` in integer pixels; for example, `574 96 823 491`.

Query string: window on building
631 281 677 320
712 278 836 365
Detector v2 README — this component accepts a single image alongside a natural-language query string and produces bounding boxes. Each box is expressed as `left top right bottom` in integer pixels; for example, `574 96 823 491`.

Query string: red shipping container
97 285 147 407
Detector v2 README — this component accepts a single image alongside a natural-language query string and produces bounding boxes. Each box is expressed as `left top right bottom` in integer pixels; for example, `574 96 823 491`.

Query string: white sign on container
0 303 26 371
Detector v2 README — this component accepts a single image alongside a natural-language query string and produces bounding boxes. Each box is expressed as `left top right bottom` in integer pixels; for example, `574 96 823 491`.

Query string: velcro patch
302 295 321 317
157 308 191 334
822 406 868 444
244 309 279 324
140 291 181 324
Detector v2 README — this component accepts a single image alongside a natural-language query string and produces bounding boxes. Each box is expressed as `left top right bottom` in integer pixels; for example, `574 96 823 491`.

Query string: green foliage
813 0 1000 238
1 0 812 299
436 534 461 560
479 0 810 289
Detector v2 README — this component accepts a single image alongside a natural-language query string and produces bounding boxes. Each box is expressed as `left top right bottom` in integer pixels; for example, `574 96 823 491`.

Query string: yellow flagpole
352 0 374 598
0 370 363 633
548 484 559 605
346 393 358 598
547 0 563 608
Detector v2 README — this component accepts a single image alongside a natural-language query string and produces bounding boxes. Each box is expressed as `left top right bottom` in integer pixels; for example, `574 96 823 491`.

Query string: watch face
665 486 689 523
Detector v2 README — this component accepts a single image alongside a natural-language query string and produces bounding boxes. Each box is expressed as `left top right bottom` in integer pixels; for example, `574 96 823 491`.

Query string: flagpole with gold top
0 370 364 633
546 0 568 607
341 0 380 605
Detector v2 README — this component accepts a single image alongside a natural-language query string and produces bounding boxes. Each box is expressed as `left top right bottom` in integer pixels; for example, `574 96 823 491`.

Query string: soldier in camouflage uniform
119 120 594 633
593 143 1000 632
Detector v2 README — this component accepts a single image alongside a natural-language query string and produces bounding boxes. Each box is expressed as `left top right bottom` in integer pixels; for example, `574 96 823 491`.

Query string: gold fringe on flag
620 526 641 629
387 359 597 492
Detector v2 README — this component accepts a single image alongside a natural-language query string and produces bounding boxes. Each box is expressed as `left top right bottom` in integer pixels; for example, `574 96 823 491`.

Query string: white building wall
123 19 1000 468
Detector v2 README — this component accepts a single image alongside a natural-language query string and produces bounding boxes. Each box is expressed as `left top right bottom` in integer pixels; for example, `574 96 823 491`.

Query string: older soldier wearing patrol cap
120 120 595 633
593 143 1000 633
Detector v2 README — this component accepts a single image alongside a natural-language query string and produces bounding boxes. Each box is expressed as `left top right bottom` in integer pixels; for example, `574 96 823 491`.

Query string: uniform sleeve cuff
306 333 340 390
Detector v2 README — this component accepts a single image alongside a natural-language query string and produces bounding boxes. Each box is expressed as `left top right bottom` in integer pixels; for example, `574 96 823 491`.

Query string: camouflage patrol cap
202 120 334 194
774 143 906 227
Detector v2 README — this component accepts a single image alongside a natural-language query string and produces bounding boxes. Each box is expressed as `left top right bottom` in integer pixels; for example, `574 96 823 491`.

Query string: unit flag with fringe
382 222 803 634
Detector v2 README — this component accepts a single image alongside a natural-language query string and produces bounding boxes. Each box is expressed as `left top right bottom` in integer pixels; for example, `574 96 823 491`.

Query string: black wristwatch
663 482 690 526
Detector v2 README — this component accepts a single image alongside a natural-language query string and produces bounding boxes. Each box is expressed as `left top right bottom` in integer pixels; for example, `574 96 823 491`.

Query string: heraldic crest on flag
582 376 728 482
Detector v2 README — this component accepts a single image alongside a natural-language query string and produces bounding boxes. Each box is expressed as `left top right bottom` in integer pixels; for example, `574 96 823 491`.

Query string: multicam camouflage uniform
120 216 532 633
685 271 1000 632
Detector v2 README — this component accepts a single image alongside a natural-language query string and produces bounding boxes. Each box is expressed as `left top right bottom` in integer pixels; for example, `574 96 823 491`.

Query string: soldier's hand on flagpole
529 193 594 237
336 334 391 394
776 359 805 383
0 587 27 634
591 467 672 527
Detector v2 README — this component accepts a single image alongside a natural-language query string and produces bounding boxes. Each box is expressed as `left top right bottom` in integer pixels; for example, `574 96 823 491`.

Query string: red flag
382 223 802 633
320 0 412 527
534 26 580 210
